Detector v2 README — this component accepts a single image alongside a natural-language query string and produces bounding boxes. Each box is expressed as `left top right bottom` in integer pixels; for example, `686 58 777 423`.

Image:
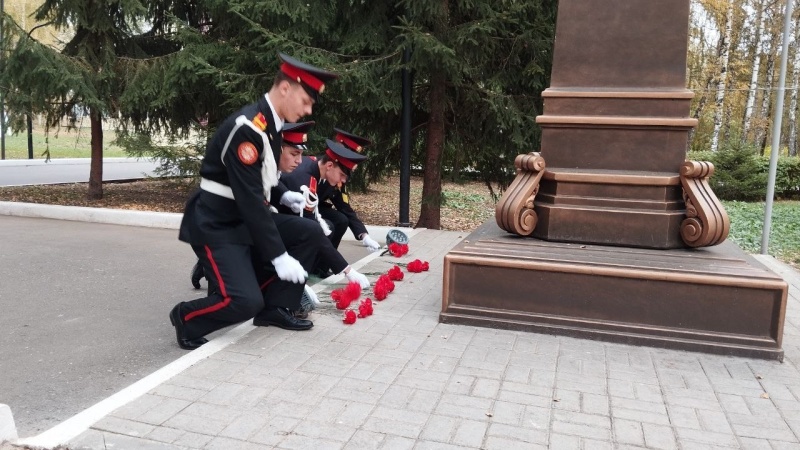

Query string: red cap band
281 63 325 93
335 133 363 153
282 131 307 145
326 148 355 170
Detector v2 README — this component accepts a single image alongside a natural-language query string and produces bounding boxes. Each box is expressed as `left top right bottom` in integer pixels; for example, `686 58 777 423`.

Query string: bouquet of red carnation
373 283 389 300
407 259 430 273
388 243 409 257
387 265 404 281
358 298 374 318
343 309 357 324
376 274 395 293
332 281 362 309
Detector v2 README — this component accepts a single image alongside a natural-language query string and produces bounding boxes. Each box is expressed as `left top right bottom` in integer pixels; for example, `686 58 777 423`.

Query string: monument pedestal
441 222 788 360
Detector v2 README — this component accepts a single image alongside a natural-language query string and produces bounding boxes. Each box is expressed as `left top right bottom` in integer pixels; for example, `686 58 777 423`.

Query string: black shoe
169 304 208 350
253 307 313 330
190 261 205 289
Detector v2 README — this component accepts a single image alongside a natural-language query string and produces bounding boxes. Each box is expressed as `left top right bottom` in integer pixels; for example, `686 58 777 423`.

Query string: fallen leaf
760 392 770 399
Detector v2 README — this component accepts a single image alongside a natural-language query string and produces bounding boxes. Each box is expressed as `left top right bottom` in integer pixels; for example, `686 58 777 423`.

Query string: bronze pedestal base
441 222 788 360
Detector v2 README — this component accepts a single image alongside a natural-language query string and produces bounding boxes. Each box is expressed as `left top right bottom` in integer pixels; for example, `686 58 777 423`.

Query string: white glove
271 252 307 284
280 191 305 214
345 268 371 289
361 234 381 252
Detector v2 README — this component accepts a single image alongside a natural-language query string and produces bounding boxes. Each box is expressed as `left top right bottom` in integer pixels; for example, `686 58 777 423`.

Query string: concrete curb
0 157 155 168
0 201 414 242
0 201 182 229
0 404 17 441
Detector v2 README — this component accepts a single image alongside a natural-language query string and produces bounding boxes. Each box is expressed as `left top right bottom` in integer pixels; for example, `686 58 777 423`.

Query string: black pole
27 114 33 159
1 0 5 160
398 47 412 227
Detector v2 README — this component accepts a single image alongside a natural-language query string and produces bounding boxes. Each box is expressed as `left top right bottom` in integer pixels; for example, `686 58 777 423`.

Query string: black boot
169 303 208 350
253 307 313 330
190 261 205 289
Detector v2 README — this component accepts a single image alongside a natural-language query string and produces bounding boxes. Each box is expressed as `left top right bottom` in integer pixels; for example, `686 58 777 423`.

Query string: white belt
200 177 278 213
200 178 234 200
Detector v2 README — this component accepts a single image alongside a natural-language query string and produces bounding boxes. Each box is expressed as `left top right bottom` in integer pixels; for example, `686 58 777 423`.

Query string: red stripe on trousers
185 246 232 322
260 275 276 290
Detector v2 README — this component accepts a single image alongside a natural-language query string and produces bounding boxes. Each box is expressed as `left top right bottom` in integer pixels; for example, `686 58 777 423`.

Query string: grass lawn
0 125 126 159
724 200 800 266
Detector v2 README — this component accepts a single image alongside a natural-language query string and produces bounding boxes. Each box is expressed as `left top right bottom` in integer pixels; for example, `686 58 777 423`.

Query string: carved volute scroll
496 152 546 236
680 160 730 248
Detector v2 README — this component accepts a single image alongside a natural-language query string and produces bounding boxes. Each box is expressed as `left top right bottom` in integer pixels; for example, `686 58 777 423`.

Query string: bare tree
742 0 766 139
755 15 779 154
711 0 734 151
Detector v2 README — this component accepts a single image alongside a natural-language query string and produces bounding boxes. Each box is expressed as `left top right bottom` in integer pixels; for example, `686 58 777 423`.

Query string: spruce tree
121 0 557 228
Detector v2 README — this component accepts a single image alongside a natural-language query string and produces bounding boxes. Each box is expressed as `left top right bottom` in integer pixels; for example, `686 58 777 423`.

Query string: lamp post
1 0 6 160
760 0 795 254
398 47 412 227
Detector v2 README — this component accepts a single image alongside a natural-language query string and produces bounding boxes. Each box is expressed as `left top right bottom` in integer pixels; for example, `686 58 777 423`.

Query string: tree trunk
87 109 104 200
710 0 733 152
742 0 765 139
756 38 776 155
788 14 800 157
416 72 446 230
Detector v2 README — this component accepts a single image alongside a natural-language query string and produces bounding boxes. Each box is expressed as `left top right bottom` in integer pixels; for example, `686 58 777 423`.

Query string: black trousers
178 214 324 340
319 207 349 249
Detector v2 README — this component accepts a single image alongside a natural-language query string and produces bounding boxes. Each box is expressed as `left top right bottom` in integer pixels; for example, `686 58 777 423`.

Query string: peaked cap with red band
324 139 367 176
333 128 372 153
282 121 315 150
279 53 338 102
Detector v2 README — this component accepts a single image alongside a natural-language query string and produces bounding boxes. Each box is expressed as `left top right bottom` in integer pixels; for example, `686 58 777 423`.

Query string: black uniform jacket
179 96 287 262
279 156 368 239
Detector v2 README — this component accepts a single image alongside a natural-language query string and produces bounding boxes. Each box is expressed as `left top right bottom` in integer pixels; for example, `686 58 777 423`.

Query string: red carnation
343 309 357 324
388 266 404 281
377 274 395 293
335 296 352 310
421 261 429 271
358 298 374 318
407 259 423 273
344 281 362 302
374 284 389 300
388 243 409 257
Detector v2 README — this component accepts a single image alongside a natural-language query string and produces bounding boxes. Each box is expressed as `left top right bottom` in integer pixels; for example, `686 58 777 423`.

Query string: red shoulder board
308 176 318 195
252 113 267 131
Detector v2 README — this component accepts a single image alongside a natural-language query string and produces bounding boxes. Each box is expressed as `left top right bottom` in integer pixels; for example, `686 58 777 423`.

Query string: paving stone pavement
27 231 800 449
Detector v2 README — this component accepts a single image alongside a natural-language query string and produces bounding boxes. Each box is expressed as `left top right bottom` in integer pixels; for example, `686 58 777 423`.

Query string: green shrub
774 156 800 199
689 141 767 201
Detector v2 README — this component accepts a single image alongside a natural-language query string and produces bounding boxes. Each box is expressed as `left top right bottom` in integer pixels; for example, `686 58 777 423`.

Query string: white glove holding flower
271 252 307 284
361 234 381 252
345 267 371 289
280 191 306 214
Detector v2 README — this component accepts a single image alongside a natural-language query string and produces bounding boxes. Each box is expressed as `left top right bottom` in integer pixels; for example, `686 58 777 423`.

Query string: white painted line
0 202 416 241
14 241 405 449
16 322 256 449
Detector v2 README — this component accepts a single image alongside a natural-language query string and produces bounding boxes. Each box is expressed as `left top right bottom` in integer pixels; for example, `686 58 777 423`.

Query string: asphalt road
0 215 366 437
0 158 160 187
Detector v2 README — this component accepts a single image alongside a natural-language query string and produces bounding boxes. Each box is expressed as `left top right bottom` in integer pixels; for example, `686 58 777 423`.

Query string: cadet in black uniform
170 53 337 350
278 131 380 276
189 121 315 290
